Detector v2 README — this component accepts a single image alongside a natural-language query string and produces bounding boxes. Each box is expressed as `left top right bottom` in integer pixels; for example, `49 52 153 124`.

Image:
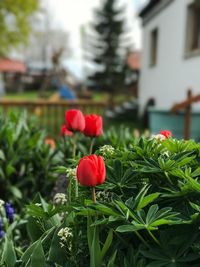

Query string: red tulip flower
65 109 85 132
159 130 172 139
61 125 73 136
83 114 103 137
76 155 106 187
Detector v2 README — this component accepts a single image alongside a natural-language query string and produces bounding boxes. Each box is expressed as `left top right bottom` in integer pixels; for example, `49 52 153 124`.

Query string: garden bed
0 111 200 266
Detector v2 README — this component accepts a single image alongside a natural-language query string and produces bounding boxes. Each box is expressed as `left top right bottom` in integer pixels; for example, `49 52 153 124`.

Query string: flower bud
53 193 67 205
61 125 73 136
99 145 115 157
65 109 85 132
5 202 14 223
83 114 103 137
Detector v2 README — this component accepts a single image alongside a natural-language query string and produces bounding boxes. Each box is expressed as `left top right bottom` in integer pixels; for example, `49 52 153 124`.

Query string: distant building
139 0 200 113
0 58 26 93
126 50 141 97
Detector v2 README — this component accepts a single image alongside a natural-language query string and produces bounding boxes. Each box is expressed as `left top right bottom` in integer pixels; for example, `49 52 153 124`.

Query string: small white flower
99 145 115 157
58 227 73 251
66 168 76 180
58 227 73 241
151 134 166 141
54 193 67 205
96 191 111 202
35 203 42 207
162 151 170 157
59 242 65 248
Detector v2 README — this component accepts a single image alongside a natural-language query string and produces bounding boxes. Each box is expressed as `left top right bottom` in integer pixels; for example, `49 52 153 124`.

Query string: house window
150 28 158 66
186 1 200 53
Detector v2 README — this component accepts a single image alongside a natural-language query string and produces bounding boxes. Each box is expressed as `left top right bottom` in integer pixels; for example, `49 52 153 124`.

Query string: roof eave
139 0 174 25
139 0 160 18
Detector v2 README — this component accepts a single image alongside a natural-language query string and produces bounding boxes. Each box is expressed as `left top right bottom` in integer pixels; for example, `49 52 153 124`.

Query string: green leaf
5 164 15 176
92 203 119 217
136 193 160 211
101 229 113 260
26 216 44 242
116 224 144 232
87 216 93 254
114 160 123 180
146 205 159 224
22 228 55 264
21 240 39 265
1 236 17 267
107 250 117 267
30 240 46 267
90 226 101 267
54 166 68 174
27 203 48 218
10 186 22 199
190 202 200 212
48 226 68 265
0 150 5 161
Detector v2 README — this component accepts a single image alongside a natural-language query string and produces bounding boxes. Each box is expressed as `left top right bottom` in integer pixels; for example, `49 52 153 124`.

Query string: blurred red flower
65 109 85 132
159 130 172 138
61 125 73 136
84 114 103 137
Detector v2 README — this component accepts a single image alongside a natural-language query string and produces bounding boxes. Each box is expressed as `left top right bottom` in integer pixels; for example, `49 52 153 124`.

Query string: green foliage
1 236 16 267
0 112 58 206
18 135 200 266
87 216 113 267
2 125 200 266
0 0 39 55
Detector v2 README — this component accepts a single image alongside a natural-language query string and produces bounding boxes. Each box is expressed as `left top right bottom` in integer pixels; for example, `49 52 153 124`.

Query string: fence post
184 89 192 140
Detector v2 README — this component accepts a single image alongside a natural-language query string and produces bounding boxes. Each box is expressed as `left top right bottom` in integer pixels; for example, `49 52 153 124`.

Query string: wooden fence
171 89 200 140
0 99 107 136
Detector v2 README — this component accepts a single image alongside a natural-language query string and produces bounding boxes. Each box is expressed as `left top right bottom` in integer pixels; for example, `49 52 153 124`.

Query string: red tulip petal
77 157 98 186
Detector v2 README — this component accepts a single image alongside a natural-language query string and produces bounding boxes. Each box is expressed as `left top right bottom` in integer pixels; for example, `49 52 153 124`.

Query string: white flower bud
54 193 67 205
58 227 73 246
66 168 77 180
151 134 166 141
99 145 115 157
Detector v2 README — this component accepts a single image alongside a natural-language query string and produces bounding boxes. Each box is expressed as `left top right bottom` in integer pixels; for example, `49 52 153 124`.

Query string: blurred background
0 0 200 139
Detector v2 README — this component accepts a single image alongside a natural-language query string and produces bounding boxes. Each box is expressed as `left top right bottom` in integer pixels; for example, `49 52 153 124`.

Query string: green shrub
0 112 58 206
22 136 200 266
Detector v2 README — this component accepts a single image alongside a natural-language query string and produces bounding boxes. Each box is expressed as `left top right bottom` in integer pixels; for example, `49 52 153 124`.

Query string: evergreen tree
86 0 131 96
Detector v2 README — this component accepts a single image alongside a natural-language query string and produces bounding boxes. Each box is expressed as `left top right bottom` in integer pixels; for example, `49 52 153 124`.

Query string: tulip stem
75 178 78 198
89 138 95 154
92 187 96 203
72 133 77 158
63 136 67 154
72 133 78 198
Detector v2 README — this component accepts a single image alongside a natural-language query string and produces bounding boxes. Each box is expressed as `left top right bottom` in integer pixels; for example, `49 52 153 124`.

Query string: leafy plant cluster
1 116 200 266
0 112 58 206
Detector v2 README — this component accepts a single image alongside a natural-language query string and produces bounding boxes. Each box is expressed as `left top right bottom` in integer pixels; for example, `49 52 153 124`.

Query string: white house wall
139 0 200 113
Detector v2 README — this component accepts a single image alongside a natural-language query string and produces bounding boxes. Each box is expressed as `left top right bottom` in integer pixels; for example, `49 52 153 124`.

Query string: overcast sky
43 0 148 79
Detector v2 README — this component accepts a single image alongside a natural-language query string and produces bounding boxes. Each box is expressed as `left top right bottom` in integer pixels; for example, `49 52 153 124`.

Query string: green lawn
2 90 131 103
2 91 39 100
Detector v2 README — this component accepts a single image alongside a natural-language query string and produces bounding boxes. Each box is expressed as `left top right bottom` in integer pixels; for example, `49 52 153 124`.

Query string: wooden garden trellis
0 99 107 136
171 89 200 140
